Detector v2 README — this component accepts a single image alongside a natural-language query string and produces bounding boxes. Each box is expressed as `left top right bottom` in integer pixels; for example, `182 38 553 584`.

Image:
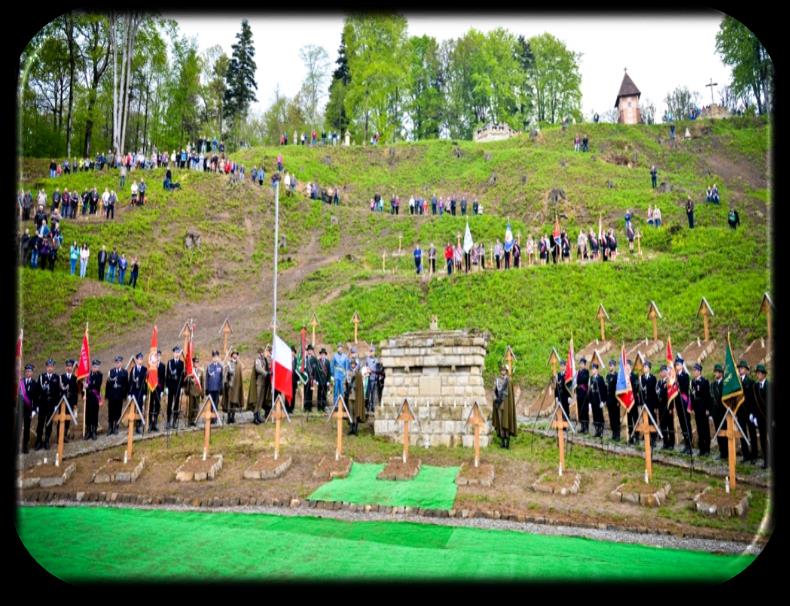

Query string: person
97 245 107 281
556 360 571 421
128 353 148 431
460 196 467 216
444 242 453 275
138 178 146 205
408 196 415 216
586 362 607 438
626 359 642 444
674 357 693 455
18 364 39 453
185 354 204 427
69 241 79 275
709 363 728 460
525 235 535 266
453 242 463 273
331 343 349 406
753 363 769 468
205 351 223 424
492 366 517 448
288 345 299 415
347 358 367 435
582 133 589 152
129 257 139 288
653 206 662 228
686 196 695 228
650 165 658 189
427 243 436 275
105 355 129 436
450 196 456 216
711 183 720 204
575 358 590 433
165 346 185 429
561 232 571 263
728 206 740 229
605 360 621 441
690 362 712 456
79 243 89 278
84 360 103 442
107 248 118 283
130 180 139 206
49 159 57 179
118 254 128 285
512 238 521 268
58 359 79 442
574 133 581 152
120 164 127 189
413 242 422 275
736 360 756 463
303 344 318 413
316 348 331 413
494 239 503 269
655 364 673 449
478 242 486 270
223 350 245 424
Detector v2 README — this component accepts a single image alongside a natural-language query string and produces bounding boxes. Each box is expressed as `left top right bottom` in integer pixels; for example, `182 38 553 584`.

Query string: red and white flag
666 336 679 405
273 334 293 403
185 335 201 393
146 325 159 392
76 324 91 380
564 337 576 394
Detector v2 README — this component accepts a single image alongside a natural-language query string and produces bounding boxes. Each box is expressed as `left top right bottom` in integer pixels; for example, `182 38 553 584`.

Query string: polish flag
273 334 293 403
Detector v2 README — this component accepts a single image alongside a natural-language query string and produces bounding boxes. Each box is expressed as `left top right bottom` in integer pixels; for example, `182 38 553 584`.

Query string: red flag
666 336 678 404
564 337 576 394
273 334 293 403
146 325 159 392
185 335 201 393
76 324 91 380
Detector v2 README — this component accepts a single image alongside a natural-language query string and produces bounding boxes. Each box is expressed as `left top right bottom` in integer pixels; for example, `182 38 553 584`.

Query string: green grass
17 506 756 581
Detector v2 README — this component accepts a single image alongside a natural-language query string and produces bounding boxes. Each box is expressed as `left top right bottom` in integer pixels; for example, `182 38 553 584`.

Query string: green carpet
308 462 459 510
17 507 754 582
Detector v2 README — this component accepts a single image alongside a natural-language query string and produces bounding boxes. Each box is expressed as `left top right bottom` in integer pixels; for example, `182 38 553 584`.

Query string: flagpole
272 180 280 411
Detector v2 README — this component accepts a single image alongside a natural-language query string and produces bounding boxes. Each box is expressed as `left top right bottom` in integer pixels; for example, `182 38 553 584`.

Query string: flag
273 334 293 404
553 213 561 245
721 332 745 413
146 325 159 392
504 221 514 252
76 324 91 380
564 337 576 394
615 345 634 410
666 336 678 404
463 220 474 253
185 335 201 393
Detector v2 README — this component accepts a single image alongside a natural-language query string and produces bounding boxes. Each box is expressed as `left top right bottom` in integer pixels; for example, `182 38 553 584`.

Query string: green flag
721 333 744 412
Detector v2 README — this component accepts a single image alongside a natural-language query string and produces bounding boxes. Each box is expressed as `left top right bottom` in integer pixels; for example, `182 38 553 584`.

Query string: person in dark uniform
656 365 674 449
304 344 318 413
347 358 367 435
709 363 728 460
34 359 61 450
736 360 755 463
639 361 658 447
128 353 148 431
153 351 166 431
586 362 607 438
60 359 78 441
205 351 223 425
753 364 769 468
690 362 712 456
18 364 39 453
105 356 129 435
674 357 693 455
289 346 299 415
605 360 621 441
492 365 517 448
556 359 571 421
165 346 185 429
575 357 590 433
85 360 103 440
248 348 268 424
316 348 331 413
628 359 642 444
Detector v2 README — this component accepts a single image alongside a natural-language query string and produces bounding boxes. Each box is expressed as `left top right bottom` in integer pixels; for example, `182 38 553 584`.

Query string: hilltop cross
705 78 718 105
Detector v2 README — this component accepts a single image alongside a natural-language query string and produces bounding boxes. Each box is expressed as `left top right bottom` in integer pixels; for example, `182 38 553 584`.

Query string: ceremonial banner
76 325 90 380
666 336 679 404
564 337 576 394
185 336 201 393
504 222 514 253
721 333 745 413
146 325 159 392
553 214 561 245
273 334 293 403
463 221 474 253
615 345 634 410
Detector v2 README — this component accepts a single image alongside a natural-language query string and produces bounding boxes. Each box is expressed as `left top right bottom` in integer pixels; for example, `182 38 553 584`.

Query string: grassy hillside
18 117 770 388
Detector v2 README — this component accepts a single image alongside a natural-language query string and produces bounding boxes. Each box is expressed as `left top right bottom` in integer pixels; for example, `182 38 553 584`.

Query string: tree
715 16 773 115
527 33 582 124
663 86 700 122
224 19 258 147
298 44 330 128
325 33 351 135
110 12 142 154
514 35 535 129
639 97 656 125
407 35 443 140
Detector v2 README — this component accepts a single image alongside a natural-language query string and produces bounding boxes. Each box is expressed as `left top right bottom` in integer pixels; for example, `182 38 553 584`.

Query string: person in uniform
304 344 318 413
753 364 769 468
85 360 103 441
492 366 517 448
146 350 165 433
105 355 129 435
575 357 590 433
165 346 185 429
185 355 204 426
709 363 728 460
128 353 148 432
248 347 271 424
640 361 658 447
331 343 349 406
18 364 39 453
365 346 378 412
34 359 61 450
586 362 608 438
628 359 642 444
60 359 78 441
316 348 331 413
555 359 571 421
674 357 693 455
735 360 756 463
347 358 367 435
605 360 621 441
690 362 712 456
289 346 299 415
205 351 223 424
656 364 674 449
223 350 244 423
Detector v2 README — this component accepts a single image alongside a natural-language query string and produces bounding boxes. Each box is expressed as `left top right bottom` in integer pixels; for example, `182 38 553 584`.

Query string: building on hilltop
615 71 642 125
473 123 519 143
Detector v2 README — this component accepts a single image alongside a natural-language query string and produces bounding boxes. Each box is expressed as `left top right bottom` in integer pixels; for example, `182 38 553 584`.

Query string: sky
172 12 733 120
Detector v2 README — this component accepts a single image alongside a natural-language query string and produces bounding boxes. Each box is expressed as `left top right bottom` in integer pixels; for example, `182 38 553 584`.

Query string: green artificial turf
308 462 460 510
17 506 755 582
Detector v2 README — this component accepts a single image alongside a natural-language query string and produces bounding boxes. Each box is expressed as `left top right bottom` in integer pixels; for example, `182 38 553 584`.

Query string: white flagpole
272 180 280 410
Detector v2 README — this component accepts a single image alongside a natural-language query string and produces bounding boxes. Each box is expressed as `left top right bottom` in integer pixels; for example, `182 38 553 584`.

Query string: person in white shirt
79 243 90 278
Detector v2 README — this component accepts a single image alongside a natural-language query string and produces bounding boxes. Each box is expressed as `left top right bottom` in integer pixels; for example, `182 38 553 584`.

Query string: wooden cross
310 312 318 348
465 401 486 468
505 346 516 377
647 301 662 341
121 395 144 463
718 410 743 491
397 399 416 464
705 78 718 105
352 311 360 344
597 304 610 341
551 406 569 476
50 396 76 468
697 297 715 341
633 352 645 375
179 318 194 355
218 318 233 358
198 395 219 461
634 407 658 483
269 395 289 461
382 250 387 272
759 293 773 351
548 348 560 377
332 395 350 461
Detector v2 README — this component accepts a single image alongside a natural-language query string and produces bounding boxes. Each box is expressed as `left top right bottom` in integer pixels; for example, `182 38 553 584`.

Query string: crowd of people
369 193 483 216
279 130 344 146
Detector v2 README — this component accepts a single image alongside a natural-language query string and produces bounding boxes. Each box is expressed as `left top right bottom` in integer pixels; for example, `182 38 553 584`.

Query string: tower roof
615 72 641 108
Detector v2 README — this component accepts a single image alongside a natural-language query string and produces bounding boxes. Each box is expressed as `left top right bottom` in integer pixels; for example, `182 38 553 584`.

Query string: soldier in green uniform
492 365 517 448
223 350 245 424
347 358 367 435
185 355 205 426
248 347 272 424
753 363 769 469
736 360 755 463
709 363 728 460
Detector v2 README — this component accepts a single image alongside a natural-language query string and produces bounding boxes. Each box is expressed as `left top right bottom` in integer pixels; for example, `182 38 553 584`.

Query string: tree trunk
65 14 76 157
83 89 97 157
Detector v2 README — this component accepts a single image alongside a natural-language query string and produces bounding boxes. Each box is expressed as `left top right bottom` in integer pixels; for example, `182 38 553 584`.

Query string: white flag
463 221 474 253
